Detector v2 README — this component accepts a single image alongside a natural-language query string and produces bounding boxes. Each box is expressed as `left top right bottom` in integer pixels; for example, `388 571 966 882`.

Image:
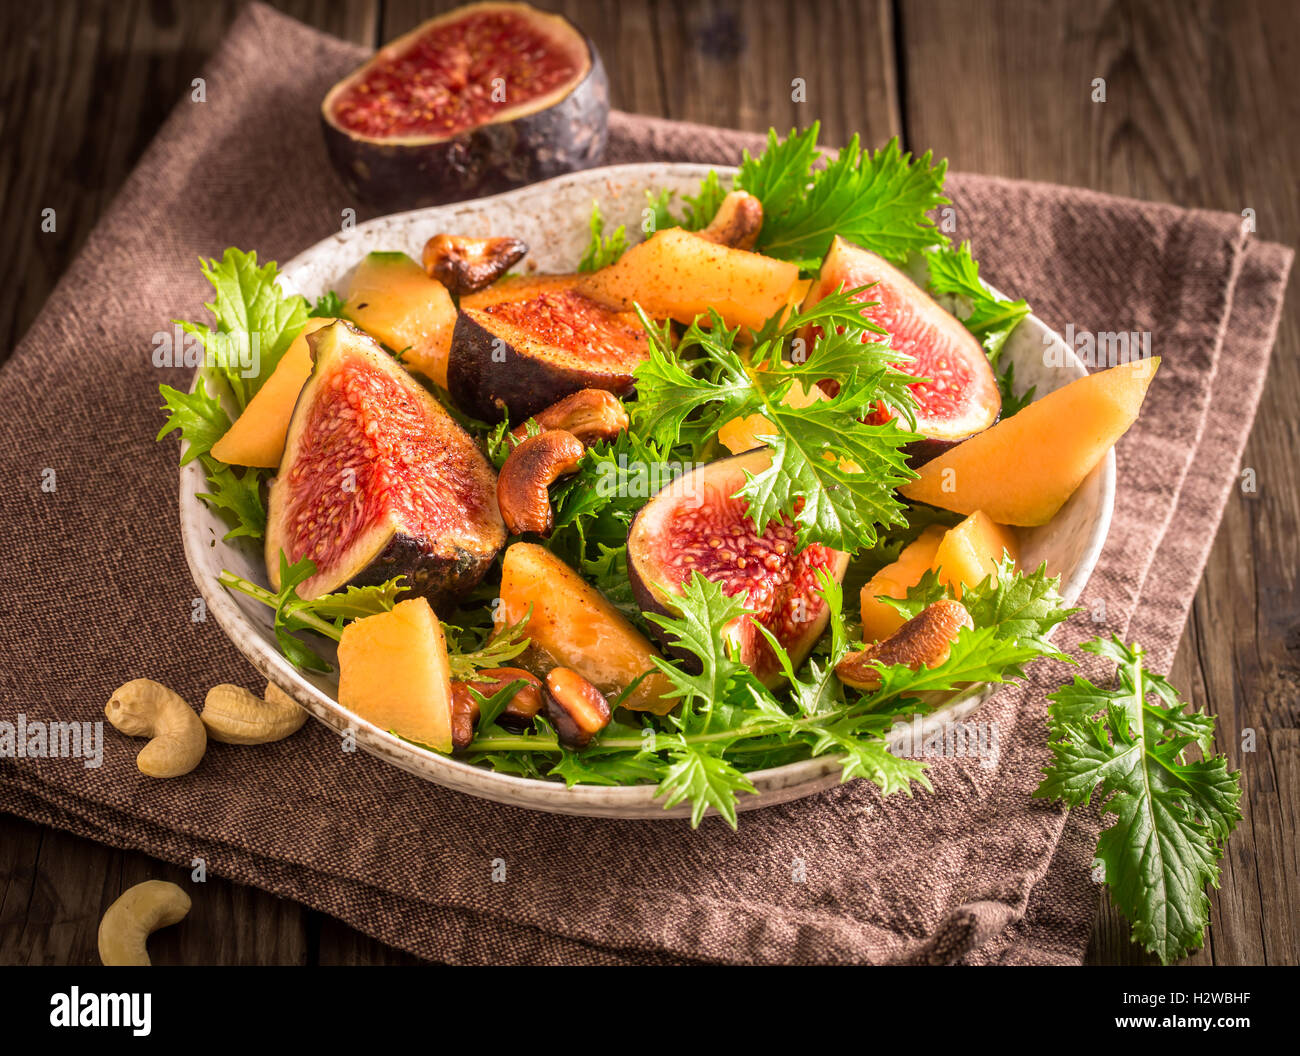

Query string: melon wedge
337 597 453 752
577 227 799 331
345 251 457 388
932 511 1018 597
210 317 335 468
860 526 946 642
496 542 675 714
901 358 1160 525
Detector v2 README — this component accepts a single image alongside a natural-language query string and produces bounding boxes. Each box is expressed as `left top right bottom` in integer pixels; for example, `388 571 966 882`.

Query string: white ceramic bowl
180 163 1113 819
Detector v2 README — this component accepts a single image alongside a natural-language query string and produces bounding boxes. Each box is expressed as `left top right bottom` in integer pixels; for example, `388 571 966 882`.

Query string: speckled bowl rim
180 162 1114 820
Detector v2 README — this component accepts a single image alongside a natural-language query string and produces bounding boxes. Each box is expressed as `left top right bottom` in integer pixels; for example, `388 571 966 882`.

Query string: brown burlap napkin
0 4 1291 965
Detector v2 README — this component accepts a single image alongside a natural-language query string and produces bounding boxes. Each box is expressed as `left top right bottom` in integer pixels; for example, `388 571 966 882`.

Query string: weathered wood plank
380 0 901 146
899 0 1300 966
0 0 381 968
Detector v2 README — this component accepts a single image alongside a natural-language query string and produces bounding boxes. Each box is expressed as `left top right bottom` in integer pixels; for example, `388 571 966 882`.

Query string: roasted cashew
450 667 544 749
497 429 585 536
105 679 207 777
835 600 973 691
201 682 308 745
543 668 611 750
422 233 528 295
510 389 629 448
97 880 191 966
698 191 764 250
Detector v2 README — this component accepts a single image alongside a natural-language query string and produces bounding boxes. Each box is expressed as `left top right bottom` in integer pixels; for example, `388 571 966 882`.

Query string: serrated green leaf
157 376 231 465
195 456 266 541
655 737 757 829
1035 636 1243 964
754 135 949 264
176 248 308 410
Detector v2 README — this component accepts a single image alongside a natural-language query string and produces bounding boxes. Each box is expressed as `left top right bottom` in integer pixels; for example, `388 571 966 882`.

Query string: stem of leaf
217 570 342 641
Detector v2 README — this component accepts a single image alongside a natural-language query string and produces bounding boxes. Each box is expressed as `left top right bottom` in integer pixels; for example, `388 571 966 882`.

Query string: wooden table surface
1 0 1295 966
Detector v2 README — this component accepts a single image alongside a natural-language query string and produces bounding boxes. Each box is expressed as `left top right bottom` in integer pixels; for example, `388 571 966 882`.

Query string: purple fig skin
448 306 638 423
320 11 609 211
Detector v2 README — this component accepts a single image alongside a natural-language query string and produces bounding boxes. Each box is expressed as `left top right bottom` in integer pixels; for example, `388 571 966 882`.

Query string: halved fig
802 236 1001 463
265 321 505 606
626 449 849 687
321 2 609 210
448 275 649 421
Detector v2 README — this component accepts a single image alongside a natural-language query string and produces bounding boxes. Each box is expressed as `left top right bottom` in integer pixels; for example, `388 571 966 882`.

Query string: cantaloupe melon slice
496 542 675 714
932 511 1018 598
860 526 946 642
337 598 454 752
210 317 335 469
901 358 1159 525
344 252 457 388
577 227 799 331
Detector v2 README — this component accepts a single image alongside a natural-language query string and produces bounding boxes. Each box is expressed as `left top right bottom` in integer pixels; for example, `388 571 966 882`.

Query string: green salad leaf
1035 637 1242 964
750 132 950 267
922 241 1034 415
578 201 629 272
196 460 266 542
462 561 1073 828
157 375 231 465
631 290 921 553
309 290 345 317
157 375 266 540
177 248 308 410
882 557 1078 658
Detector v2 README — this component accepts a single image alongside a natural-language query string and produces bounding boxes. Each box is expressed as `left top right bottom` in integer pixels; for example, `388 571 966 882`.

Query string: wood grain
0 0 1294 965
899 0 1299 966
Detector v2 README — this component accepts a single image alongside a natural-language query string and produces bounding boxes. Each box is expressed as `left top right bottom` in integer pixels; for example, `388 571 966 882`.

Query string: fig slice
802 236 1001 463
448 275 649 422
626 449 849 687
320 2 609 210
264 320 505 607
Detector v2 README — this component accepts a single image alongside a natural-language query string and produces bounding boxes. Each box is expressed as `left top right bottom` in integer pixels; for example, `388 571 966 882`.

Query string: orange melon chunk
496 542 675 714
344 251 457 388
932 511 1018 598
860 526 946 642
337 598 453 752
577 227 799 331
210 317 335 468
901 358 1159 525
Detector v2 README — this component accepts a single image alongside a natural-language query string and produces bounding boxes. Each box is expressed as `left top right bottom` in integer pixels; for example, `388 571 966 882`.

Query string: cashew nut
835 600 973 691
510 389 629 448
450 667 544 748
105 679 207 777
543 667 611 750
201 682 308 745
698 191 764 250
422 233 528 295
497 429 585 536
98 880 191 966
